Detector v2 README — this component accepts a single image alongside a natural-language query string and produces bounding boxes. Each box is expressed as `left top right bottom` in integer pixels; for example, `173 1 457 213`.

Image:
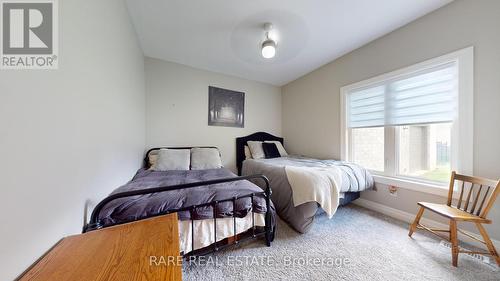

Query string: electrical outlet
388 185 398 197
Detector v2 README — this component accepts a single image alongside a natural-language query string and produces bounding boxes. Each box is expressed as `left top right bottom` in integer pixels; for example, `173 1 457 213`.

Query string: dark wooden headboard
236 132 284 175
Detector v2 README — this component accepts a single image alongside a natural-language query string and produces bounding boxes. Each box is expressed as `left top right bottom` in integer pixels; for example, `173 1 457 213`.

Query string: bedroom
1 0 499 280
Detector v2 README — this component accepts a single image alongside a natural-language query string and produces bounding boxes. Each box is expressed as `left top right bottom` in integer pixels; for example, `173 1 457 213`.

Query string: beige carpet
183 205 499 281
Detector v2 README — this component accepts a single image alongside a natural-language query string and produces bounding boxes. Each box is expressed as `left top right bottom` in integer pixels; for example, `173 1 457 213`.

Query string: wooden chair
408 171 500 267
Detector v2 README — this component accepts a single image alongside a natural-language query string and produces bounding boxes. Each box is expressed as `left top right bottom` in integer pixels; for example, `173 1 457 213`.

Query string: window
397 123 452 182
351 127 384 172
341 47 473 188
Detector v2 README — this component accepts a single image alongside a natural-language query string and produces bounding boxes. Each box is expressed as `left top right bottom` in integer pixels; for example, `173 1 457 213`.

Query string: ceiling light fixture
261 23 276 59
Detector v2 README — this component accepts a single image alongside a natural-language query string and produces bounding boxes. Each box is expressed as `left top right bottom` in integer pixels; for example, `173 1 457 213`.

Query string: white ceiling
126 0 452 86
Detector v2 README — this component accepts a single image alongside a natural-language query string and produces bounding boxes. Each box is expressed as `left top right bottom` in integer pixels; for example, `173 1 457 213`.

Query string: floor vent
439 240 497 268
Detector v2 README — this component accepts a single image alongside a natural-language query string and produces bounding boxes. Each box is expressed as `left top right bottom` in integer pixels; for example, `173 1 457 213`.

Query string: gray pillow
148 154 158 170
247 141 265 159
153 149 190 171
190 148 222 170
244 145 252 159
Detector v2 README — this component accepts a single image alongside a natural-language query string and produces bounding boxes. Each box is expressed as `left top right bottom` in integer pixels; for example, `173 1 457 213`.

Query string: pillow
244 145 252 159
191 148 222 170
247 141 265 159
153 149 190 171
262 143 281 159
148 153 158 169
264 141 288 156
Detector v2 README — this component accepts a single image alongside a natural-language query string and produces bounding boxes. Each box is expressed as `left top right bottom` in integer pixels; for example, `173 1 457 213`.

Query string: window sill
372 174 450 198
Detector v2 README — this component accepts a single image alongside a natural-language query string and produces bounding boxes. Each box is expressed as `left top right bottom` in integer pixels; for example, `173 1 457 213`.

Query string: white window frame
340 47 473 197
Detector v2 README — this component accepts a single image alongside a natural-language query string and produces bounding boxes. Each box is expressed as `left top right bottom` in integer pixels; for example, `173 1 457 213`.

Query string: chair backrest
447 171 500 218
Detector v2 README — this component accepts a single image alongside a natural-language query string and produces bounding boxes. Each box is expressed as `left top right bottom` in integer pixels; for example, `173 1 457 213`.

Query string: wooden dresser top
19 213 182 281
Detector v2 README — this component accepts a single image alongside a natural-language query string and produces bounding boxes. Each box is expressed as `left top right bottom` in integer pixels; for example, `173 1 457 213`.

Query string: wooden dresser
19 213 182 281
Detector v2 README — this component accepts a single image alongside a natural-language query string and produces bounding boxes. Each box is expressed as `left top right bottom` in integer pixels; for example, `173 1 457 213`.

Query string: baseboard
353 198 500 250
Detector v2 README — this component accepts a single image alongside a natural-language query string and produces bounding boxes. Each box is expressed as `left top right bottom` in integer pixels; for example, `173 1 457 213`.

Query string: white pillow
153 149 190 171
264 141 288 156
191 148 222 170
247 141 265 159
244 145 252 159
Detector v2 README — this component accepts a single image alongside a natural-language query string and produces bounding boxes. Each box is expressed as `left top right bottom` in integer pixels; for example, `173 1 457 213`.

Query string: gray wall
282 0 500 239
0 1 146 280
145 57 282 172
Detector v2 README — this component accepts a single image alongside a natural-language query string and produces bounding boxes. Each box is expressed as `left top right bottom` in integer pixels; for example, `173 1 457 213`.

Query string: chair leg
408 206 425 237
475 223 500 266
450 220 459 267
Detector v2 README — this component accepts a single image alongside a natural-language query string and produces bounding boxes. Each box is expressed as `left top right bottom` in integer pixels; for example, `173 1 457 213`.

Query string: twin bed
84 133 374 256
237 132 374 233
84 147 275 256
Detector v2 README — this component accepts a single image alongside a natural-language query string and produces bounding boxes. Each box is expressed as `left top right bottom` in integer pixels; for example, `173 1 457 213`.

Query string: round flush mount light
261 23 277 59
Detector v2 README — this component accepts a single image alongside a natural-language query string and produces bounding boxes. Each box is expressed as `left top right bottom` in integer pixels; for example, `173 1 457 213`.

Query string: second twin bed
237 132 374 233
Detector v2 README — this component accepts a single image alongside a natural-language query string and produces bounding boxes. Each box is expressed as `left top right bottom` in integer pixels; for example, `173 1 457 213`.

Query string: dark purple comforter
98 168 275 227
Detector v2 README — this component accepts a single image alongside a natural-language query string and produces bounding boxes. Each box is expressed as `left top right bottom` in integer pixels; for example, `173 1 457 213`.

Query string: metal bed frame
83 147 274 257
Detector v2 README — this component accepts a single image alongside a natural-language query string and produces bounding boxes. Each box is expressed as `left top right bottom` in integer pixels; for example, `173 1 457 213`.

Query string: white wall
145 57 282 172
282 0 500 240
0 1 146 280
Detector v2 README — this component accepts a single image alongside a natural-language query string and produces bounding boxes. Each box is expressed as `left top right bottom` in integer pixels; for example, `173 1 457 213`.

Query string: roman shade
347 62 458 128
